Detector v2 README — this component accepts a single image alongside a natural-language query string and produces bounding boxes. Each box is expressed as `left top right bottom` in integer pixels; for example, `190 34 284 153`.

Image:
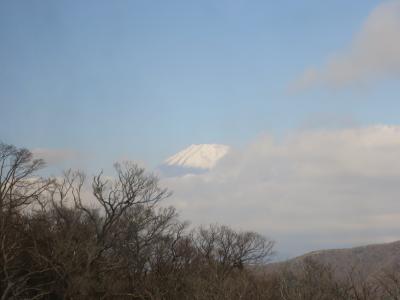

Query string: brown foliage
1 142 399 300
0 142 275 299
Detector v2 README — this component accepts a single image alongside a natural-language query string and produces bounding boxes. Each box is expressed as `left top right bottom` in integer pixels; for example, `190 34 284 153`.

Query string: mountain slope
164 144 230 170
266 240 400 279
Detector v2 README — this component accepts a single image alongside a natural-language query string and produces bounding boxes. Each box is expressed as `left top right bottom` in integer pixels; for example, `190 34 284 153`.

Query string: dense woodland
1 142 400 299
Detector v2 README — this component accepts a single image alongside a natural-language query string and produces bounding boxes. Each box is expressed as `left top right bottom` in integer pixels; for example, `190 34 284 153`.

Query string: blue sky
3 0 400 256
2 0 395 169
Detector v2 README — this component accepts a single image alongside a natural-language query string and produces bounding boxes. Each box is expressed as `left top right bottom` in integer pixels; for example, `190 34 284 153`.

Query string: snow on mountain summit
164 144 230 170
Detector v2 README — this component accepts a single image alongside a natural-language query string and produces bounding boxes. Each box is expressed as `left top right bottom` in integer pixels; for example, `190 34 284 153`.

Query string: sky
1 0 400 257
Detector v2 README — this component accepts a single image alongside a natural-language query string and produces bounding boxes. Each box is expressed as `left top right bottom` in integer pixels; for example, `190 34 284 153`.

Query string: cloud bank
292 1 400 90
162 126 400 257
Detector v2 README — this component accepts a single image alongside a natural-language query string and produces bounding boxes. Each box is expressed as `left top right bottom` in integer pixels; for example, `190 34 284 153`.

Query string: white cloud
292 1 400 90
162 125 400 257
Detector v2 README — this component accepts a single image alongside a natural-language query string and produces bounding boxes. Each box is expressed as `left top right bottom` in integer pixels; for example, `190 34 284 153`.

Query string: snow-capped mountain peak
164 144 230 170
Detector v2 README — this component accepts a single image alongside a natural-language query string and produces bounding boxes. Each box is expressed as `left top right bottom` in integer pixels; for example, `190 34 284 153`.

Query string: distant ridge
266 240 400 279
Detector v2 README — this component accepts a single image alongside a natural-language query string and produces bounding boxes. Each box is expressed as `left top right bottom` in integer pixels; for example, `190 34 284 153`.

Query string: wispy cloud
291 1 400 91
32 148 79 165
163 125 400 256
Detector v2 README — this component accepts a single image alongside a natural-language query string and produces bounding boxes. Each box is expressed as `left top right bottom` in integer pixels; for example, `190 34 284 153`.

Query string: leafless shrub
2 142 399 300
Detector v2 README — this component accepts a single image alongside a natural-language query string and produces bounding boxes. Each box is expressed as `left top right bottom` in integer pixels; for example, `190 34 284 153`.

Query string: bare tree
0 142 51 300
0 143 286 299
195 224 274 277
0 142 49 213
376 266 400 300
24 161 178 298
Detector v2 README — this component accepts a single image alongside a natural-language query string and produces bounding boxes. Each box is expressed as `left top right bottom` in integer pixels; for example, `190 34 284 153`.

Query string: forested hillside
1 142 400 300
